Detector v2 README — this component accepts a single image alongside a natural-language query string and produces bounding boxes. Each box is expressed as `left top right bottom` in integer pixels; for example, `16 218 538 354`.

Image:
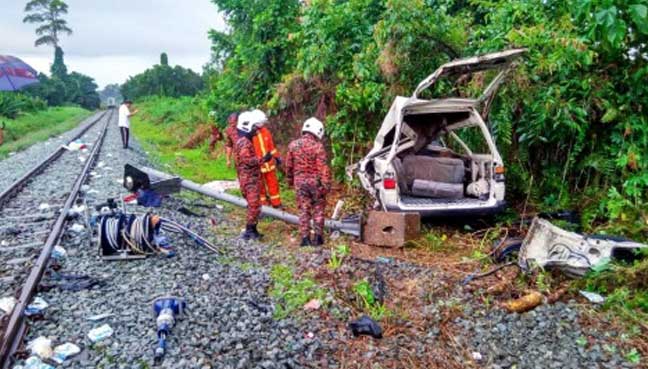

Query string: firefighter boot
300 236 312 247
313 234 325 246
242 224 263 241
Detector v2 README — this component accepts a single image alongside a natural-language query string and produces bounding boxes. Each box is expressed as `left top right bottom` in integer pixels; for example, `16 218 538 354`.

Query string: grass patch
328 244 350 270
578 254 648 330
129 96 237 183
269 264 326 319
0 106 91 158
353 279 391 321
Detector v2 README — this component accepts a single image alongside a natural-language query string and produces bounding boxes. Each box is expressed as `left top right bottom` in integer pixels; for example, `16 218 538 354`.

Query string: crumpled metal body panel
519 217 647 277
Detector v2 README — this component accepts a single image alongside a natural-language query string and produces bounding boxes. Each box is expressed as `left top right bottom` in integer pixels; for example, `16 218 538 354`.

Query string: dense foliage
23 47 100 110
207 0 648 240
0 92 47 119
121 53 204 100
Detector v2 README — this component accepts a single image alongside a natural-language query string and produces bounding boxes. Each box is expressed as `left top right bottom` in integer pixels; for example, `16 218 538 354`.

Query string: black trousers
120 127 129 148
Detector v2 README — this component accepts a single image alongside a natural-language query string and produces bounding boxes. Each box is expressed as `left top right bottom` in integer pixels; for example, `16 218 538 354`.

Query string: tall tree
50 46 67 79
160 52 169 66
23 0 72 48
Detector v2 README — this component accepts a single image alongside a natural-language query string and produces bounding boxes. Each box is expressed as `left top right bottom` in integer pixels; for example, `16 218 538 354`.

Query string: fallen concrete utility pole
138 166 362 237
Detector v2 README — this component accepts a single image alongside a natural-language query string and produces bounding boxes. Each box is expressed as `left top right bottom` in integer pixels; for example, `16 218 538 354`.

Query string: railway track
0 109 113 368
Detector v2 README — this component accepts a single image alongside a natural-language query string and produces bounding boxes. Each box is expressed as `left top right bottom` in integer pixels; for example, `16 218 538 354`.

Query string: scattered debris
0 296 17 314
137 189 162 207
348 315 383 339
62 140 87 151
503 291 544 313
579 290 605 304
69 223 85 233
87 324 114 342
27 336 53 359
178 206 204 217
303 299 322 311
43 273 105 292
51 245 67 260
491 237 523 263
25 297 48 316
331 200 345 220
375 256 394 264
519 217 647 277
153 297 186 364
38 203 50 211
463 262 519 285
202 273 210 281
86 313 115 321
486 280 510 296
14 356 55 369
52 343 81 364
201 180 240 193
66 204 87 219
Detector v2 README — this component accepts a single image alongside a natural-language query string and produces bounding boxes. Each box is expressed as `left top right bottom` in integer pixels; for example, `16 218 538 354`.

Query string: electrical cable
98 212 220 256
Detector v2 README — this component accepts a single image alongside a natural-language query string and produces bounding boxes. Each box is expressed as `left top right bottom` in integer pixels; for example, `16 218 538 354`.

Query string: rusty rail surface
0 109 113 368
0 110 107 208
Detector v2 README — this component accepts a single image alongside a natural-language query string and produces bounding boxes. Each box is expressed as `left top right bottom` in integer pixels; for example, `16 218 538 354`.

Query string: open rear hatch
356 49 526 209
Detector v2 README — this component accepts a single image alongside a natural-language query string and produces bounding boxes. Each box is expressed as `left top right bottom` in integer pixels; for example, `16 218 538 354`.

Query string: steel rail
0 110 107 208
0 109 113 368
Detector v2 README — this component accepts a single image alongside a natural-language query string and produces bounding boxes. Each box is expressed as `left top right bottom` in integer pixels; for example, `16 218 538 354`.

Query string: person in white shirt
118 100 138 149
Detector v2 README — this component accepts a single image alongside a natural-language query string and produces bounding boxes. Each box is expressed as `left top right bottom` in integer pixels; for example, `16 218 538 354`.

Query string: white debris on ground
202 180 239 193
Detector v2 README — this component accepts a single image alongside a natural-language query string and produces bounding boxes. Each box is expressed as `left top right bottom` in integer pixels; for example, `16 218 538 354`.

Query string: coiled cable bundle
99 212 163 256
98 211 219 258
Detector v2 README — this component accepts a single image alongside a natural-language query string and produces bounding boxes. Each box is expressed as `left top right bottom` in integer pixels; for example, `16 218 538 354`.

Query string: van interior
391 111 494 204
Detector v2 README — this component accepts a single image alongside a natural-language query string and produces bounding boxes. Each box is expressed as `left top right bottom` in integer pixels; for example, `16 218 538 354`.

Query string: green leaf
601 108 618 123
630 4 648 34
625 348 641 364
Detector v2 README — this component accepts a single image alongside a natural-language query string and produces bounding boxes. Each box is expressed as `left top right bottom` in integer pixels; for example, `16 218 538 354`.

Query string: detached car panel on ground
355 49 526 216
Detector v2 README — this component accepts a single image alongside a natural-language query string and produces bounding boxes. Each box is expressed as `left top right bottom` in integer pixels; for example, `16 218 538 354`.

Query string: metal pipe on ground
139 166 361 237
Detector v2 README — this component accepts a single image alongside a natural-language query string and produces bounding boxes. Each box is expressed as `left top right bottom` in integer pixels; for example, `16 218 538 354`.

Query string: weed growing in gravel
535 270 552 293
576 336 587 347
270 264 326 319
625 348 641 364
328 244 350 270
353 279 391 321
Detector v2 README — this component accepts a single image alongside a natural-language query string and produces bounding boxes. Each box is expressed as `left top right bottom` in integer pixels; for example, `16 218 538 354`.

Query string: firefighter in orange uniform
249 109 282 208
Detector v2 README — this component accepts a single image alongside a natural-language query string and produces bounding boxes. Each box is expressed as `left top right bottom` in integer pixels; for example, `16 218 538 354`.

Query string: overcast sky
1 0 225 89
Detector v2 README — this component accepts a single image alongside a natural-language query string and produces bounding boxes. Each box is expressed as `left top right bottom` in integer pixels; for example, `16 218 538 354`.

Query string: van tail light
494 165 505 182
383 177 397 190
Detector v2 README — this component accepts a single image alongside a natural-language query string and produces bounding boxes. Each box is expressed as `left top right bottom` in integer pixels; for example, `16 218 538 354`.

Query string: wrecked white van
355 49 526 216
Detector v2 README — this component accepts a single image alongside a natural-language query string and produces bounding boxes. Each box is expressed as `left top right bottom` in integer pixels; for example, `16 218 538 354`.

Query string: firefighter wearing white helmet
249 109 268 127
236 111 256 133
285 117 332 246
302 117 325 139
233 110 273 240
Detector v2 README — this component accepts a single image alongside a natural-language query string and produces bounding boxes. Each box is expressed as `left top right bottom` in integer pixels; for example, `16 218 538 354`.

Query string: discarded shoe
313 234 324 246
300 237 312 247
348 315 383 339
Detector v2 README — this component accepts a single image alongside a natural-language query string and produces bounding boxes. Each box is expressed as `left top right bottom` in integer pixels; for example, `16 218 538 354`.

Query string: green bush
0 92 47 119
